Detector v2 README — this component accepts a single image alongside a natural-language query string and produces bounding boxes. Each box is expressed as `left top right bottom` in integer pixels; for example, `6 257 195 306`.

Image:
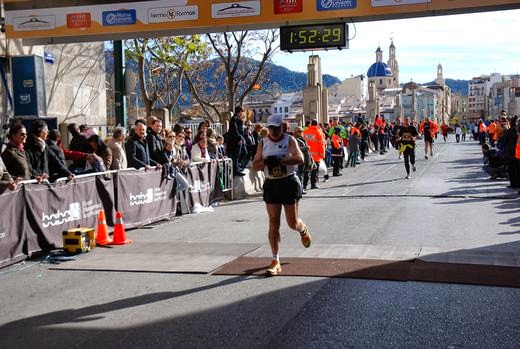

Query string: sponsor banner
148 5 198 24
13 15 56 32
0 187 27 269
184 161 218 209
67 13 91 28
212 1 261 19
274 0 303 14
24 175 115 253
102 9 137 26
317 0 357 11
116 170 176 229
372 0 431 6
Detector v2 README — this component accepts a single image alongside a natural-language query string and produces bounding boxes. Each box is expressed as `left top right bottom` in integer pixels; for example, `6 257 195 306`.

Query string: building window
284 107 289 113
380 79 383 84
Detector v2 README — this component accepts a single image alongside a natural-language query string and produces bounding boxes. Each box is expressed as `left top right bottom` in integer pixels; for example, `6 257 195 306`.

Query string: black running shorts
263 175 302 205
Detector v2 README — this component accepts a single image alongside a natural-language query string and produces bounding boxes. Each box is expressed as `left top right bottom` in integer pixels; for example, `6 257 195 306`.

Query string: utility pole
113 40 126 128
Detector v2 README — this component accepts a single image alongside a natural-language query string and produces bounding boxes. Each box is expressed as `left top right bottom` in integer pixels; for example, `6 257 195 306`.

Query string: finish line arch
2 0 520 45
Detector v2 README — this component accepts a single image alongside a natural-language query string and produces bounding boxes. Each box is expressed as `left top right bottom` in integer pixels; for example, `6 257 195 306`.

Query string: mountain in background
196 58 341 93
106 51 466 98
421 79 469 96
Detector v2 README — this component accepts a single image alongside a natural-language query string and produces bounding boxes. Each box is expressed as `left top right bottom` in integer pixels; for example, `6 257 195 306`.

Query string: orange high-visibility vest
488 122 496 134
479 123 487 133
303 126 326 162
516 135 520 159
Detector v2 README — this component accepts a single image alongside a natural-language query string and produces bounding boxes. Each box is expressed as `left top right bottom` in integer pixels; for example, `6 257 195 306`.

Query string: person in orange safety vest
303 119 326 190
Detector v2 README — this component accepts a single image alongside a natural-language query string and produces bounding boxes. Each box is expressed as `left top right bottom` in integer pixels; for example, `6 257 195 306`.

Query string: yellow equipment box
62 228 96 254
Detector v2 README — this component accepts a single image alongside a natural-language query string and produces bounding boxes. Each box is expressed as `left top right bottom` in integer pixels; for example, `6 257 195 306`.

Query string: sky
270 9 520 84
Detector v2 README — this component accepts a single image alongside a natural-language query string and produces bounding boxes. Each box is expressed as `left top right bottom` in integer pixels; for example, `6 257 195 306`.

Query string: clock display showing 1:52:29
280 23 348 51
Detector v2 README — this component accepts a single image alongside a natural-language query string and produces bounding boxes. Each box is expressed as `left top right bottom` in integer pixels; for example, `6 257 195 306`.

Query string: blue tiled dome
367 62 393 78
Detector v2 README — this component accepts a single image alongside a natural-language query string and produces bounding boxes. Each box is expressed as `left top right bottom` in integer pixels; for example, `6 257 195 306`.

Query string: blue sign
317 0 357 11
102 10 136 26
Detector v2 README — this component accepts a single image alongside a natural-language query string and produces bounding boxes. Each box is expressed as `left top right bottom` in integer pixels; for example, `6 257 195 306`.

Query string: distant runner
252 115 312 276
419 117 435 159
398 117 418 179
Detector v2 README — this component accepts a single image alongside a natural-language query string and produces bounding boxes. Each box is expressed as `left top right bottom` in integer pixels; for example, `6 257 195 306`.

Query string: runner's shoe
300 227 312 248
266 260 282 276
412 165 416 172
425 155 428 159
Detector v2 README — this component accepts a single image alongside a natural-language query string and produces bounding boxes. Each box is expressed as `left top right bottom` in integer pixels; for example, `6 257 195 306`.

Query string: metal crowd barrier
179 123 223 136
218 158 233 193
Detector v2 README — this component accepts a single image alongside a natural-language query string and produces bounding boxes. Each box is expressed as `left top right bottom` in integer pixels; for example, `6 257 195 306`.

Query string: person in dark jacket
500 116 519 188
68 123 87 169
146 119 164 164
25 120 74 182
1 123 32 180
46 129 69 180
126 122 161 170
226 106 246 176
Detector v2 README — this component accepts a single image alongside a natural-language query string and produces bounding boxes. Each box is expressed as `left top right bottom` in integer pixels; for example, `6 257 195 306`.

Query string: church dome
367 62 393 78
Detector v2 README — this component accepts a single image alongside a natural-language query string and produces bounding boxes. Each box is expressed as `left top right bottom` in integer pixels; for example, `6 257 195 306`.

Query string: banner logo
67 13 91 28
42 203 81 228
130 189 154 206
148 6 198 23
189 180 211 193
274 0 303 14
102 10 137 26
129 188 169 205
317 0 357 11
372 0 431 6
212 1 260 18
13 15 55 31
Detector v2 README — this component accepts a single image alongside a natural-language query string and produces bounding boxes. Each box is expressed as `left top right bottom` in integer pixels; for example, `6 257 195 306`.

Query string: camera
0 17 5 33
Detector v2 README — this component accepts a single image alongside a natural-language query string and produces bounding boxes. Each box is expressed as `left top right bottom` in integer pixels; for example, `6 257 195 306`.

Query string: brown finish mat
213 257 520 288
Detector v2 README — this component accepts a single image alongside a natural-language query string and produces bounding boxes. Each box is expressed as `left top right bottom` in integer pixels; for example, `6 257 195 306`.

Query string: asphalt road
1 136 519 348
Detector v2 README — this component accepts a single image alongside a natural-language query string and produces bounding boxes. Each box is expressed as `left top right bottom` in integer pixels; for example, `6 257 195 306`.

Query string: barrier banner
115 170 176 229
0 187 27 268
24 175 114 253
185 161 218 209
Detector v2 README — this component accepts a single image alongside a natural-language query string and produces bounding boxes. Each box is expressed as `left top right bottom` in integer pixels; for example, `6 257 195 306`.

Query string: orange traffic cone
96 210 112 246
110 212 132 245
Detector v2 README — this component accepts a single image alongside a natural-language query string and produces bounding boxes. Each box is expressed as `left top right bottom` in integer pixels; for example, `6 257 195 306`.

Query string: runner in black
398 117 418 179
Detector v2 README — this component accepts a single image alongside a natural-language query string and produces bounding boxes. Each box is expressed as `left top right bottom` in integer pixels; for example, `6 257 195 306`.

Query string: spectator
191 135 211 163
46 129 69 179
146 116 158 136
194 121 209 143
125 122 161 170
482 143 506 179
293 126 313 194
216 135 226 159
226 106 246 176
0 157 18 192
500 116 519 188
158 140 175 180
107 127 128 170
87 135 112 170
206 128 218 159
184 127 193 158
68 123 86 152
1 123 31 180
68 123 87 168
25 120 74 182
146 119 164 163
173 132 190 169
172 123 184 135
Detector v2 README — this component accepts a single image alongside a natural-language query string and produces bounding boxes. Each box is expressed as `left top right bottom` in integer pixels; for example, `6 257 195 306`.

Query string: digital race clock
280 23 348 52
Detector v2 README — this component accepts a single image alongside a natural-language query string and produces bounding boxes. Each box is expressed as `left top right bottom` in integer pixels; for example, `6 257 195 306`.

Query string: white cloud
271 9 520 83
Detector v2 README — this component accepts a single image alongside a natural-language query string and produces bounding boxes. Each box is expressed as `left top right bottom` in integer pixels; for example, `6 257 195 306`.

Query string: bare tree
125 35 209 120
186 30 279 123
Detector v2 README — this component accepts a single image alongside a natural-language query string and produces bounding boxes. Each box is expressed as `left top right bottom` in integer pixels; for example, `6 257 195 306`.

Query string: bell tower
387 39 399 87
